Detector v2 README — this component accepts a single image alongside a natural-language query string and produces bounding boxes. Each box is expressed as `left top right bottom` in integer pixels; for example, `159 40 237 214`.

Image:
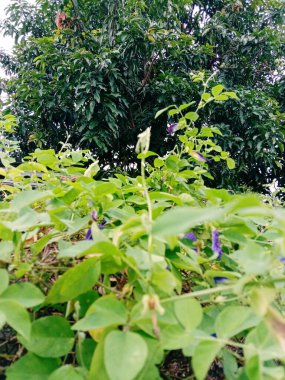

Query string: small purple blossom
213 277 228 284
98 220 107 230
85 228 92 240
212 229 222 259
184 232 197 242
91 210 98 221
167 123 178 134
191 150 208 163
277 255 285 263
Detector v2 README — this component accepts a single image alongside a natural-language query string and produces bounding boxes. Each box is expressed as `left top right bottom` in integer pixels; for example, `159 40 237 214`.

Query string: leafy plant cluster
0 0 284 190
1 81 285 380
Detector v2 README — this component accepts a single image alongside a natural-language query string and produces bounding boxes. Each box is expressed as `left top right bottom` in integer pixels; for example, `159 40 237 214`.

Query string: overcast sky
0 0 14 54
0 0 36 78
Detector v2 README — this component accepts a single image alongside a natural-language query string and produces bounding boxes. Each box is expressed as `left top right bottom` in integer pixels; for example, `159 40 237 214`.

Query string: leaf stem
161 284 235 303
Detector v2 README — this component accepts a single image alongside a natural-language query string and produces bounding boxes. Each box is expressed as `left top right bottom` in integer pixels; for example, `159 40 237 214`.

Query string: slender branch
161 284 235 303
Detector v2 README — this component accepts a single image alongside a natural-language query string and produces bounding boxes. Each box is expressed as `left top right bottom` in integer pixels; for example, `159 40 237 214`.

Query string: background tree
0 0 284 190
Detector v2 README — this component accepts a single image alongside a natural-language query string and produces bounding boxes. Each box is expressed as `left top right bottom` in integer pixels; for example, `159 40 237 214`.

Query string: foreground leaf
1 283 45 308
192 340 223 380
20 316 74 358
73 297 127 331
0 300 31 340
215 306 261 339
0 269 9 294
46 258 100 304
174 298 203 331
104 331 148 380
153 207 224 238
49 365 87 380
6 353 58 380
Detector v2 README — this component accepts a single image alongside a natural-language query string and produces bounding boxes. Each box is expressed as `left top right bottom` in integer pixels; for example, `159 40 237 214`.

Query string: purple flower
98 220 107 230
167 123 178 134
190 150 208 163
184 232 197 242
277 255 285 263
85 228 92 240
212 229 222 259
91 210 98 221
213 277 228 284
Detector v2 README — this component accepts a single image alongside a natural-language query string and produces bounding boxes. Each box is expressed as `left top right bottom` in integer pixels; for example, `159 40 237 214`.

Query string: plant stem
161 284 235 303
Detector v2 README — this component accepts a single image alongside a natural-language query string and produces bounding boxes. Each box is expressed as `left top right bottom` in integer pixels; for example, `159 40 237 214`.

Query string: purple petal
98 220 107 230
212 229 222 259
191 151 208 163
196 152 208 162
167 123 178 134
184 232 197 242
213 277 228 284
85 228 92 240
91 210 98 221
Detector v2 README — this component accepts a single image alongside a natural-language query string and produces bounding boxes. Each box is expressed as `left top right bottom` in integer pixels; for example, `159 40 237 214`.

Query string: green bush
1 80 285 380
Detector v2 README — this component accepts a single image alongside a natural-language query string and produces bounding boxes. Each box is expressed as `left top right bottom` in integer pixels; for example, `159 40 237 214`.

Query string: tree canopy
0 0 284 190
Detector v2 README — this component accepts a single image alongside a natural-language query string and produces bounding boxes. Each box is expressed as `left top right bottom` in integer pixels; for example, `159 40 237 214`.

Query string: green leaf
136 337 164 380
0 311 5 330
7 208 50 231
185 112 199 122
222 350 238 380
174 298 203 331
245 355 262 380
211 85 224 96
57 240 98 259
215 306 261 339
155 105 175 119
49 365 87 380
94 182 117 196
20 316 74 358
73 297 127 331
104 331 148 380
89 329 111 380
160 325 194 350
226 158 235 169
179 102 196 111
10 190 52 211
192 340 223 380
6 353 58 380
76 338 96 370
232 242 272 275
0 300 31 340
245 323 284 361
201 93 211 102
149 192 183 206
215 94 228 101
137 151 158 159
0 269 9 294
1 283 45 308
153 206 224 238
154 158 164 168
168 108 179 116
46 258 100 304
224 91 239 99
151 267 177 294
0 241 13 262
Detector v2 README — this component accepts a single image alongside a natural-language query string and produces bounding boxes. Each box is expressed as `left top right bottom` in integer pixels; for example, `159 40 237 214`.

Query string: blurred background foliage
0 0 284 191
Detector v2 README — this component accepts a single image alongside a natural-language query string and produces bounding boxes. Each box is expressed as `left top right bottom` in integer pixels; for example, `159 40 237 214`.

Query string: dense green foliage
0 0 284 190
1 84 285 379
